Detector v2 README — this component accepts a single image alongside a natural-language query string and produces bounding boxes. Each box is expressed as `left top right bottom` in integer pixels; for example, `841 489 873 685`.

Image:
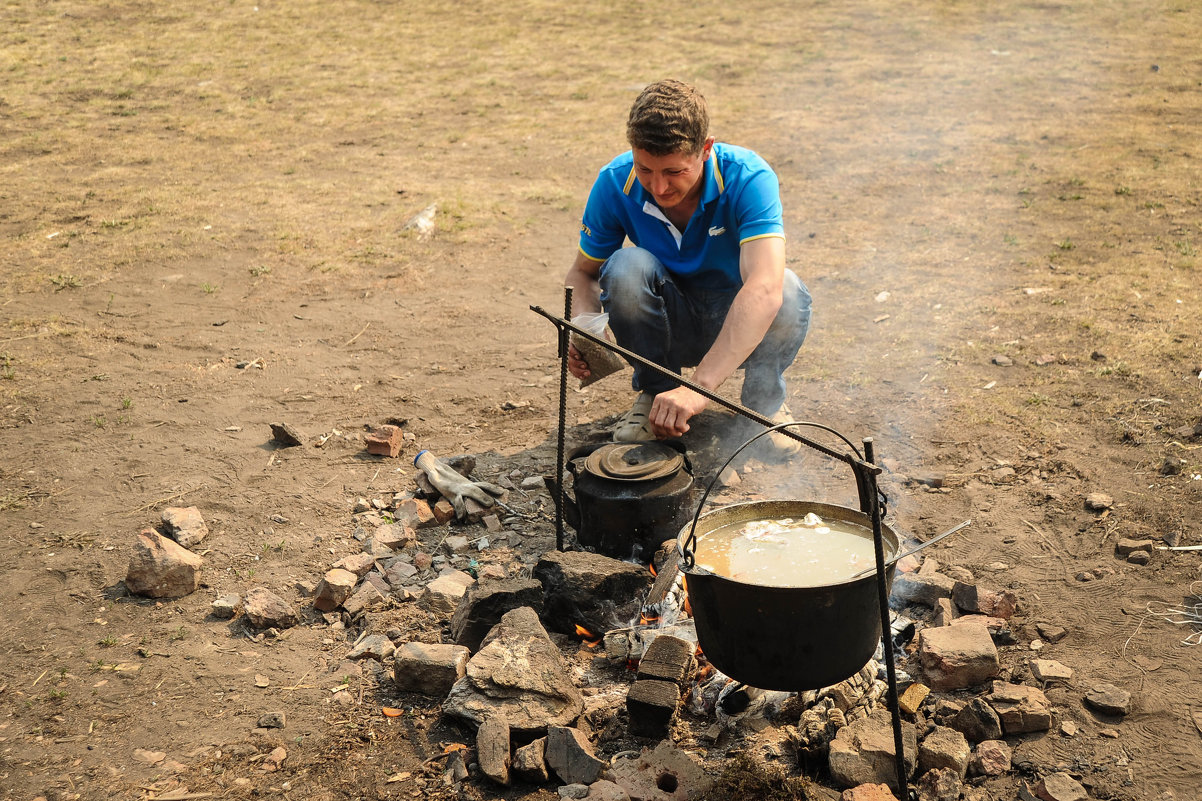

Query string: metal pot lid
583 442 685 482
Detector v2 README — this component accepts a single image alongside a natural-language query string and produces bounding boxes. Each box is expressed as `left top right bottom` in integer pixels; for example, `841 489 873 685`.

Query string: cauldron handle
680 419 871 569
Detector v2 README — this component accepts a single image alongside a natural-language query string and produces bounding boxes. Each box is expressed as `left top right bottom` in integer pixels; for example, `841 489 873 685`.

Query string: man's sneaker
761 404 801 459
613 392 656 442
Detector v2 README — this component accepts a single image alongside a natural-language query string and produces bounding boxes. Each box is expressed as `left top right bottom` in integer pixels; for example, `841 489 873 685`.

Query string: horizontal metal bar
530 304 880 474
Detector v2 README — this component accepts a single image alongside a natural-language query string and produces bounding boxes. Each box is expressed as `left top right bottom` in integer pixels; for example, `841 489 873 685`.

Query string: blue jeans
598 247 812 416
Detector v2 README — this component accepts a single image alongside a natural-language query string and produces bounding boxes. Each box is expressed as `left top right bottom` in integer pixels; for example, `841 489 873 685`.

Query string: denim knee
598 247 662 312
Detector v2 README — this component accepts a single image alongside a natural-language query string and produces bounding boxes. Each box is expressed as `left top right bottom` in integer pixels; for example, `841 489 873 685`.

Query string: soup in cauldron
692 512 887 587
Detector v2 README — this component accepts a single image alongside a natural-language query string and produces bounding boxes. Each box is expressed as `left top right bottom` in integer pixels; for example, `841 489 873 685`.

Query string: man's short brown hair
626 79 709 156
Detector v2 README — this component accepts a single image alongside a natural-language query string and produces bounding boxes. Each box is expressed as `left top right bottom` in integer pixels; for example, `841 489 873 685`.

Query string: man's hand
567 343 591 380
649 386 709 438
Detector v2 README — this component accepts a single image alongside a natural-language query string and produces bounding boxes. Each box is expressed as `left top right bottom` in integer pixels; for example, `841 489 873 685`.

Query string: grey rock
949 698 1003 743
443 606 584 735
125 529 202 599
918 623 1000 691
313 568 358 612
533 550 654 636
559 785 589 800
545 726 605 785
257 711 286 729
394 642 470 697
477 713 511 786
891 572 956 608
1084 683 1131 716
1035 771 1088 801
211 593 240 619
161 506 209 549
1115 538 1154 556
513 737 549 783
421 569 476 614
347 634 395 661
916 766 962 801
450 578 545 652
1030 659 1073 683
985 681 1052 734
269 422 304 447
342 580 385 617
1035 622 1067 643
243 587 298 628
828 709 917 790
918 726 970 779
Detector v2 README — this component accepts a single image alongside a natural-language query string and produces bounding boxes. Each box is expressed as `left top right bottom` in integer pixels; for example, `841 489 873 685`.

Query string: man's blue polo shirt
578 142 785 291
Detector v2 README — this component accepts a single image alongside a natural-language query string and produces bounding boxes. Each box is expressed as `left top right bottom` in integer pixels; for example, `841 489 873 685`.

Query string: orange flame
574 624 601 648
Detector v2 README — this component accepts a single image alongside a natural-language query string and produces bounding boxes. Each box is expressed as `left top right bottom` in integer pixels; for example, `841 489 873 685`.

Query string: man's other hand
567 343 591 380
649 386 709 439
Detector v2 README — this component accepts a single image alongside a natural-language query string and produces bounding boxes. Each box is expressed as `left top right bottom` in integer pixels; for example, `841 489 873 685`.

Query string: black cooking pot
561 441 694 562
678 499 900 692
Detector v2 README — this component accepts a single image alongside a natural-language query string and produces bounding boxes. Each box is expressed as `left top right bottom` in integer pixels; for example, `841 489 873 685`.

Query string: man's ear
702 136 715 158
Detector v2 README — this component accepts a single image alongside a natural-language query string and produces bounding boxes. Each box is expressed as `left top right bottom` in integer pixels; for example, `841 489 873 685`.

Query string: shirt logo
708 226 726 237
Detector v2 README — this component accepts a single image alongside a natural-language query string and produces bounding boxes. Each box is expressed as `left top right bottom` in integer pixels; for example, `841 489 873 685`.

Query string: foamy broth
693 512 884 587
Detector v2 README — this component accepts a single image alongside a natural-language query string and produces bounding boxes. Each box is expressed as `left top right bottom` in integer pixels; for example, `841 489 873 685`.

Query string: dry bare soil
2 1 1200 800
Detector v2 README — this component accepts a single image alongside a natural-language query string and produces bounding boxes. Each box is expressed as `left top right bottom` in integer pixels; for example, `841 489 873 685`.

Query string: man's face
631 137 714 211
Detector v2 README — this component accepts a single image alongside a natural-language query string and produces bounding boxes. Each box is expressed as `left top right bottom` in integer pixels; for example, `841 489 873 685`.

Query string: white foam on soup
693 512 886 587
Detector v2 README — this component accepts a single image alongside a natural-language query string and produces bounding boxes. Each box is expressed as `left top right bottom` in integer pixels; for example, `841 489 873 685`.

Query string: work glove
414 450 507 520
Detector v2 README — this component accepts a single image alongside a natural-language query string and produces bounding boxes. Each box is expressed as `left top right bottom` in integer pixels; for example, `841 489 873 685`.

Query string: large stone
333 552 376 577
951 582 1017 619
477 713 511 786
450 578 545 652
948 698 1003 743
373 522 416 551
1034 772 1088 801
160 506 208 549
125 529 202 598
609 741 712 801
1029 659 1073 683
242 587 299 628
533 550 654 636
342 580 385 617
985 681 1052 734
545 726 605 785
443 606 584 735
891 572 956 607
347 634 394 661
917 726 970 779
513 737 549 783
828 710 917 791
918 624 999 691
421 569 476 613
968 740 1012 777
1083 683 1131 716
915 767 961 801
394 642 470 696
313 568 358 611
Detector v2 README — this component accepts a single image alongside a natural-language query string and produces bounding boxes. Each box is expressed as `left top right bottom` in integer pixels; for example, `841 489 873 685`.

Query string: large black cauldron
678 500 900 692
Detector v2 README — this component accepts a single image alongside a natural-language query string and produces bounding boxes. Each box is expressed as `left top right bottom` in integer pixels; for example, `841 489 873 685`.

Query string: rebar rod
863 438 909 796
553 289 572 551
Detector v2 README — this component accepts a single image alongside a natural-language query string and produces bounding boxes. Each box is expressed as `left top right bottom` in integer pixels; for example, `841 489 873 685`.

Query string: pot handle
680 419 880 569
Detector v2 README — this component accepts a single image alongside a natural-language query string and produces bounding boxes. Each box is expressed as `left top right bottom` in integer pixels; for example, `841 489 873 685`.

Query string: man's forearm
691 282 782 391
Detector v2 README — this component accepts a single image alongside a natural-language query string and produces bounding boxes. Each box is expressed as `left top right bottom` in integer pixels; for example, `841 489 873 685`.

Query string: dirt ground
2 1 1200 799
